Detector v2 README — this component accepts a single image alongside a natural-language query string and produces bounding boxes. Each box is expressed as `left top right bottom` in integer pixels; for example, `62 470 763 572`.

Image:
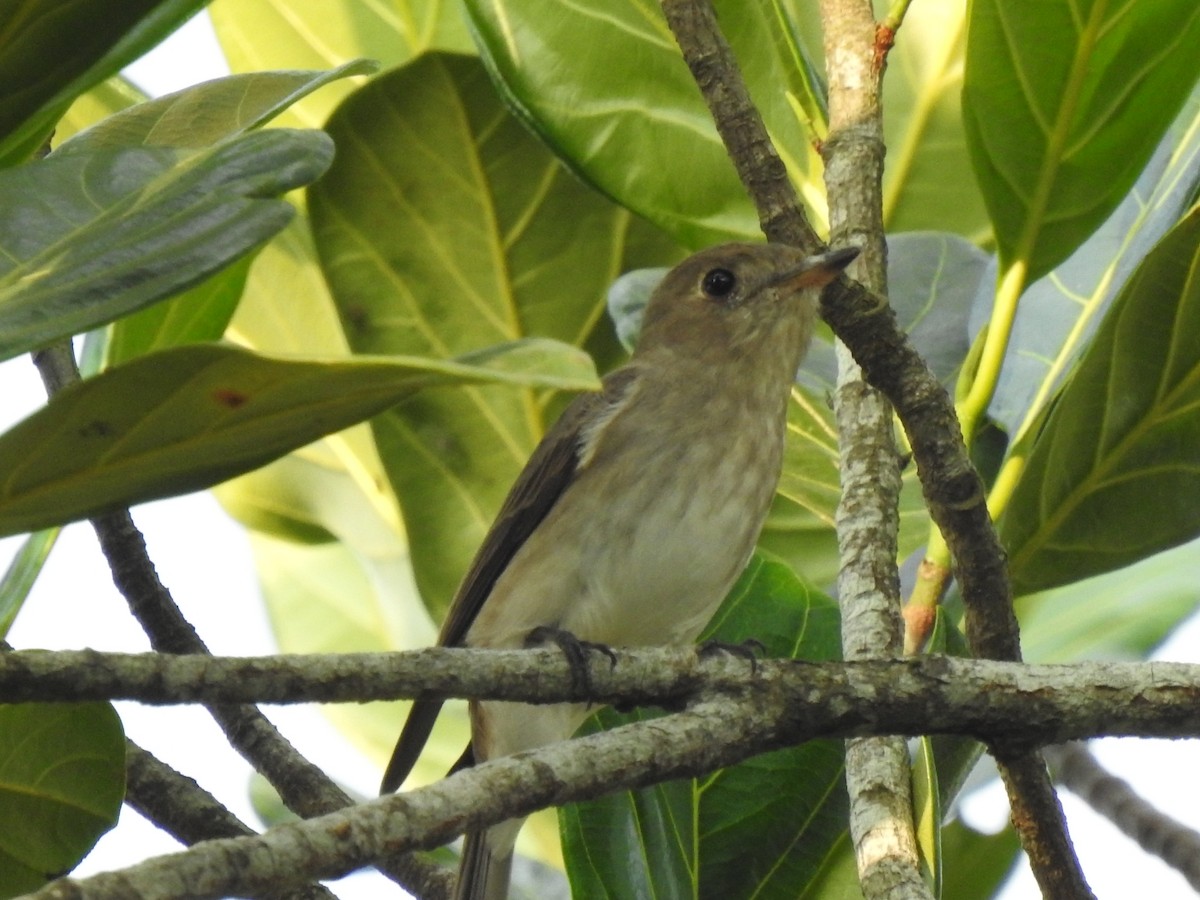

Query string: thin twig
1047 742 1200 891
124 742 337 900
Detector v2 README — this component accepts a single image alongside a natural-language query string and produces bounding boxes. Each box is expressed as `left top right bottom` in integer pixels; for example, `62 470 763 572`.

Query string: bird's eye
701 268 736 298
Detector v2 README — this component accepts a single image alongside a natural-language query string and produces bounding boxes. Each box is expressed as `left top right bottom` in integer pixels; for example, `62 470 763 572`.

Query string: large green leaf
0 0 209 165
463 0 826 248
976 89 1200 438
208 0 472 129
882 0 990 242
0 339 597 537
218 214 405 545
105 256 253 367
561 553 850 899
60 62 377 152
0 703 123 896
72 65 373 367
963 0 1200 281
309 53 678 619
1002 205 1200 593
55 77 145 146
1017 535 1200 664
0 129 332 361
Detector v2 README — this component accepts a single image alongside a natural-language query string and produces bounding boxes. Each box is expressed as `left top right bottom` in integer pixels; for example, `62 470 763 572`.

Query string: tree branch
1047 742 1200 891
124 742 336 900
818 0 925 892
4 647 1200 741
23 653 1200 900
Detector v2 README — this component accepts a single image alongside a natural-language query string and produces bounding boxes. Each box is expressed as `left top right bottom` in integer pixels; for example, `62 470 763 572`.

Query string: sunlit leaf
963 0 1200 280
61 61 376 152
464 0 827 248
55 77 145 145
883 0 990 241
105 255 252 367
974 90 1200 438
310 53 676 619
208 0 472 129
0 340 597 537
0 529 58 638
1018 536 1200 663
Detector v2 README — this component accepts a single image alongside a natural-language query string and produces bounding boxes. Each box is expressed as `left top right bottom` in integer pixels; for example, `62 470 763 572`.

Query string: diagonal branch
1047 742 1200 891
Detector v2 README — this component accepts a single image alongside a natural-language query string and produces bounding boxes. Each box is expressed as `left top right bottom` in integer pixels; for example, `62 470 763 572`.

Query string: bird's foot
525 625 617 701
697 638 766 674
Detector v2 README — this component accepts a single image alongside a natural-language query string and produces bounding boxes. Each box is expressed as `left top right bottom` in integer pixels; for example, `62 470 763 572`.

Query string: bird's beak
770 245 860 291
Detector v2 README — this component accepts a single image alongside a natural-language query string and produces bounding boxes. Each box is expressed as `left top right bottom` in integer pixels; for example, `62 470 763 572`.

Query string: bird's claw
697 638 766 674
525 626 617 702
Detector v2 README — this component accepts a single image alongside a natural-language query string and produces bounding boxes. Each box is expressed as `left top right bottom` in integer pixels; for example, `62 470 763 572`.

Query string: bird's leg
697 638 766 674
525 625 617 702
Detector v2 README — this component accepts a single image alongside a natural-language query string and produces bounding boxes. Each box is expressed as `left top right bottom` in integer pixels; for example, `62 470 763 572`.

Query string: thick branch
5 648 1200 741
124 742 335 900
25 654 1200 900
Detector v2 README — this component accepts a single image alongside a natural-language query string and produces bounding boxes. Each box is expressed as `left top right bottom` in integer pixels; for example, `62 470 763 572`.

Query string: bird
380 241 859 900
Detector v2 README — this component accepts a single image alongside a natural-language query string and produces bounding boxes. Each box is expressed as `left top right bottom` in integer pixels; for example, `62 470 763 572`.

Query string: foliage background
2 2 1200 898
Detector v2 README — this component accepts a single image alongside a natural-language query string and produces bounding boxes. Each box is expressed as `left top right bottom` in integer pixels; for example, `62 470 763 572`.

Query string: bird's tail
455 828 514 900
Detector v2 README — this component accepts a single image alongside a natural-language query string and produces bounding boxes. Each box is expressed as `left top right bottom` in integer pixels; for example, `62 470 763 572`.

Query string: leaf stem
957 261 1028 445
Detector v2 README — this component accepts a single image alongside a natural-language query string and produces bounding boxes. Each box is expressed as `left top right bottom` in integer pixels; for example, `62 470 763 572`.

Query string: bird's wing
380 366 639 793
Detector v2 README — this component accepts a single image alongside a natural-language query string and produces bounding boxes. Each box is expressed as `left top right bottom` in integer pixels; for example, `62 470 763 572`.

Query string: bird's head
634 242 859 363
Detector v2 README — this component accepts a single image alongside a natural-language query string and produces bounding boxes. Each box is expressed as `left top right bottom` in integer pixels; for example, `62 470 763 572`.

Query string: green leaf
977 89 1200 438
0 0 209 166
55 77 146 146
0 703 124 895
1002 205 1200 593
0 130 333 361
218 213 406 544
208 0 473 129
963 0 1200 281
309 53 677 619
105 255 252 367
60 62 377 153
912 737 942 895
938 821 1020 900
882 0 990 242
0 529 58 638
0 339 597 537
463 0 827 248
1017 535 1200 663
562 553 851 899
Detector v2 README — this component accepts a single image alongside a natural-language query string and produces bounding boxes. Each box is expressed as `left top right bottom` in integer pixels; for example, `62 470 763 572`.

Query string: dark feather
380 368 640 794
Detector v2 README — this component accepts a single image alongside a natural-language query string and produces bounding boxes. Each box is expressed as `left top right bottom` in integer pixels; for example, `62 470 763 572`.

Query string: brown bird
381 241 858 900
